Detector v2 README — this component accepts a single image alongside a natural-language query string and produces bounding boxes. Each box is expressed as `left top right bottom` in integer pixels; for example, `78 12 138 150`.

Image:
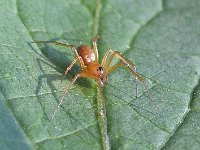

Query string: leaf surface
0 0 200 149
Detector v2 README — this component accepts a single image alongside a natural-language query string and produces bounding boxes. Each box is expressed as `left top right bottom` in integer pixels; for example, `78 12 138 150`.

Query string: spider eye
97 67 103 72
99 67 103 71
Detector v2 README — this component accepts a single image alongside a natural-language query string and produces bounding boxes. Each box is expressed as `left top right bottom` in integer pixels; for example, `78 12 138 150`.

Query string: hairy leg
61 59 77 83
101 49 113 67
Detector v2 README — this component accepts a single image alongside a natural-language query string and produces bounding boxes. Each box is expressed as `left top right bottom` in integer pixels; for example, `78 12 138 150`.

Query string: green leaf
0 0 200 149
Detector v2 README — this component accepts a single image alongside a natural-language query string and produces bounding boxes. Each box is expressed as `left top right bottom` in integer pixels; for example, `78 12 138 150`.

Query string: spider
33 36 151 119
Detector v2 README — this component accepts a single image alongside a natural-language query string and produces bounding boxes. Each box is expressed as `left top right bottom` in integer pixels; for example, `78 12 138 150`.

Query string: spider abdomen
77 45 95 66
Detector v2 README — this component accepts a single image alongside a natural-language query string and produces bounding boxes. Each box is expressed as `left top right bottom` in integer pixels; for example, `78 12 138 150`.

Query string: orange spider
33 36 150 119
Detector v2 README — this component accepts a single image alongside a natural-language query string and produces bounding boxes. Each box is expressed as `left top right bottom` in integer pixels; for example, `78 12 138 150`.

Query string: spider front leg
103 49 152 100
101 49 139 80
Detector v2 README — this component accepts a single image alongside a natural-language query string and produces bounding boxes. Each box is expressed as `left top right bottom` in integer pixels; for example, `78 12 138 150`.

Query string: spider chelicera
33 36 151 119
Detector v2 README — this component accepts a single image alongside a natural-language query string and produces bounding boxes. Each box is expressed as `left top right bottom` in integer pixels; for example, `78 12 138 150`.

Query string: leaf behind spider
61 23 93 46
61 23 111 50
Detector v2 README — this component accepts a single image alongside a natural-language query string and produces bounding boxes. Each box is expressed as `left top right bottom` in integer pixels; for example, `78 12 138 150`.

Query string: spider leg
52 72 86 119
101 49 113 67
135 67 138 98
61 59 77 83
107 62 142 81
92 35 100 63
107 62 152 100
104 50 136 69
102 49 139 97
32 41 85 68
105 50 152 100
